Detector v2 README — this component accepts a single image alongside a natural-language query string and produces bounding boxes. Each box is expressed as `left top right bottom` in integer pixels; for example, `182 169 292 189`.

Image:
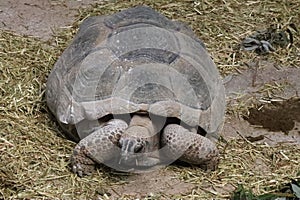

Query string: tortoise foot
70 145 97 177
70 119 128 176
162 124 219 170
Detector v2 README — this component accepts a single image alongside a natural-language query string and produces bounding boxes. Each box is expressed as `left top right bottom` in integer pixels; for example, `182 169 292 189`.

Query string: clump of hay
0 0 299 199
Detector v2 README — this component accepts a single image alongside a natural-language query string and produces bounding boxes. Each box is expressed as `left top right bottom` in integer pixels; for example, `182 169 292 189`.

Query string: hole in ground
244 98 300 133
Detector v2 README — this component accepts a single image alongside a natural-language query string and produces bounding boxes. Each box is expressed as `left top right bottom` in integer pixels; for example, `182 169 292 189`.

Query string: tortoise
46 6 226 176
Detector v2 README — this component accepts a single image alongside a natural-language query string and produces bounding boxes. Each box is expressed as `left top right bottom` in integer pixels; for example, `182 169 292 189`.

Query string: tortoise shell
46 6 225 141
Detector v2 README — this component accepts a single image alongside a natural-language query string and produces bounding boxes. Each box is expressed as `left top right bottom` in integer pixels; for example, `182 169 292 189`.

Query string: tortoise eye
134 143 143 153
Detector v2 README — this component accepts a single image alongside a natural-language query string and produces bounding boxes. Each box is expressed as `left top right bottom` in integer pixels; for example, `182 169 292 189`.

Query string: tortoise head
117 114 161 168
118 133 153 167
119 137 146 155
119 136 146 166
118 127 160 167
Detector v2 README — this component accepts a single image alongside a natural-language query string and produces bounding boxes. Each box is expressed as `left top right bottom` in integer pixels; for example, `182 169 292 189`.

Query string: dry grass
0 0 299 199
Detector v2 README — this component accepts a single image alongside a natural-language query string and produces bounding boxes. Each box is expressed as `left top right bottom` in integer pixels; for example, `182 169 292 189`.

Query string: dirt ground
224 61 300 145
0 0 98 41
1 0 299 199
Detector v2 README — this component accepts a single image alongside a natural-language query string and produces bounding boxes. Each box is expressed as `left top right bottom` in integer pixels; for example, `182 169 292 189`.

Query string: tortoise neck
125 114 156 137
129 114 150 126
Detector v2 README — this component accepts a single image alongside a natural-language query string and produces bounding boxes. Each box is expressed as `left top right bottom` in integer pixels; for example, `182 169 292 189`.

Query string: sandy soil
0 0 98 40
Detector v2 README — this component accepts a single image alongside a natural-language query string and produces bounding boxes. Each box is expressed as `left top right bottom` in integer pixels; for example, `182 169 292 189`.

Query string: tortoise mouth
118 152 160 168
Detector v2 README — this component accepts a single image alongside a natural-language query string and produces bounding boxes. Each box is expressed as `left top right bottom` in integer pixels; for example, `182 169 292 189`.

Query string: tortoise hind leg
71 119 128 176
161 124 219 170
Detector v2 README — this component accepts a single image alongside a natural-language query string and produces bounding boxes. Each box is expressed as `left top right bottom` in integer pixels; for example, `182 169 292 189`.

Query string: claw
72 164 83 177
70 145 97 176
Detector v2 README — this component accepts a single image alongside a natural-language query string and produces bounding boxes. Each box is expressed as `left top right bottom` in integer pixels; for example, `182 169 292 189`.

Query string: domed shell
46 6 225 139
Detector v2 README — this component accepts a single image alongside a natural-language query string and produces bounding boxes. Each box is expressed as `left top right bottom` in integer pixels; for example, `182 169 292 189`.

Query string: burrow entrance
244 98 300 133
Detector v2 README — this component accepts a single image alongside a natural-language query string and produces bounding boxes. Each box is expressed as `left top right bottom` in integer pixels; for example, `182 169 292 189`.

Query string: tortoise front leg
70 119 128 176
161 124 219 170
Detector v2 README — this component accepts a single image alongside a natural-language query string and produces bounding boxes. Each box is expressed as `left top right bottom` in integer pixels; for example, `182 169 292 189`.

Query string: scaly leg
70 119 128 176
161 124 219 170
